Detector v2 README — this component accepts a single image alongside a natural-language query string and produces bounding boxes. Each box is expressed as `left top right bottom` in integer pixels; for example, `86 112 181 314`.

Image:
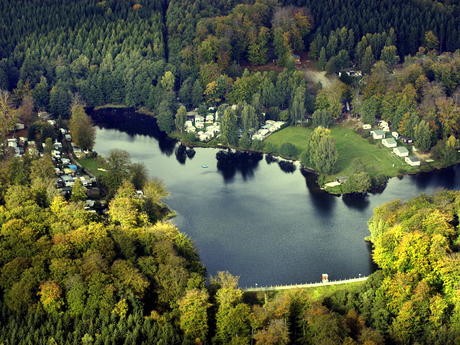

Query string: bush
279 143 299 159
251 140 264 151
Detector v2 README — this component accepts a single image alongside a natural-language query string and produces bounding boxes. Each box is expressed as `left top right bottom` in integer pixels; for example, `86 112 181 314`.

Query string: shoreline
89 105 460 196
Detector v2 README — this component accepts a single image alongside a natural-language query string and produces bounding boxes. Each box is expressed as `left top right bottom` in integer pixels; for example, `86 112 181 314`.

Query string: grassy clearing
77 156 107 178
265 124 419 181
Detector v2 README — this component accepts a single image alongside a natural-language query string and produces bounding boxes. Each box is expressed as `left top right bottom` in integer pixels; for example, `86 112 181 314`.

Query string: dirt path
304 69 335 89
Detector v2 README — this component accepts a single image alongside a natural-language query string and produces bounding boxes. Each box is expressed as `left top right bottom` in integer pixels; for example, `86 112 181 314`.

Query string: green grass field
265 125 418 181
77 156 108 178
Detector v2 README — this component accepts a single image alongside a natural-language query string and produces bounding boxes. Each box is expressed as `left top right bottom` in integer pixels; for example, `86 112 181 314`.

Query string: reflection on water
216 150 263 183
90 109 460 286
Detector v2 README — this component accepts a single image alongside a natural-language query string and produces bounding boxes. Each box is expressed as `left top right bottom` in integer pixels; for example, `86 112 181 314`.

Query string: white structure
393 146 409 157
185 126 196 133
371 130 385 140
362 124 371 130
379 120 389 129
405 156 421 166
382 137 397 148
391 131 399 139
7 138 17 148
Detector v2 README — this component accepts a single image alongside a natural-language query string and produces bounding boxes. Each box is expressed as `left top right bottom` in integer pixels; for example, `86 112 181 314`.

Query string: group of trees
311 27 399 74
2 142 460 344
194 0 311 69
353 51 460 157
358 190 460 344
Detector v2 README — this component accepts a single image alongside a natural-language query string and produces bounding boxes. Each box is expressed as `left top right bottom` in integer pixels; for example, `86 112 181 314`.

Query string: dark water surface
91 110 460 287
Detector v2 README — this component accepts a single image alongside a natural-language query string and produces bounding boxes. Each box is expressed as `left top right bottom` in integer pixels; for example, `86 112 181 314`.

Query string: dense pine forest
1 0 460 344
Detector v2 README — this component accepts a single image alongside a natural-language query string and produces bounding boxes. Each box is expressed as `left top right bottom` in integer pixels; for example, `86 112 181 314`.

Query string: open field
265 125 419 181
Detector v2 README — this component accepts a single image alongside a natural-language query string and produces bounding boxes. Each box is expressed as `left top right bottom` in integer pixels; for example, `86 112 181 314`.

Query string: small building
186 110 198 121
405 156 421 166
54 141 63 150
15 123 25 130
321 273 329 283
371 130 385 140
393 146 409 157
362 124 371 130
7 138 17 148
391 131 399 139
346 70 362 77
382 137 397 148
65 134 72 141
195 115 204 123
378 120 389 129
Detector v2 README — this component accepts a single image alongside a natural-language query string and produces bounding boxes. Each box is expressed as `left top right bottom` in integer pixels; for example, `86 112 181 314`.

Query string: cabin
15 123 25 130
371 130 385 140
393 146 409 157
346 70 362 77
405 156 421 166
382 137 397 148
7 138 17 148
205 114 214 123
195 115 204 123
185 126 196 133
186 111 198 121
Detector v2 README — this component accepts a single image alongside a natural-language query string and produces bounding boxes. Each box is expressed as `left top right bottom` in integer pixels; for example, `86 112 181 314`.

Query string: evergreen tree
414 120 432 152
289 85 306 125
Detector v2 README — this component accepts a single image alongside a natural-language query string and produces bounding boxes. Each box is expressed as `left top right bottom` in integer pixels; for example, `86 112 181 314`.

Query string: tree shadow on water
301 168 337 216
342 193 370 211
216 150 263 183
88 107 177 155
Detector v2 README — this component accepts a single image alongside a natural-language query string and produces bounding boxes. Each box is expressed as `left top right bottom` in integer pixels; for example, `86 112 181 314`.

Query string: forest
1 0 460 343
0 143 459 344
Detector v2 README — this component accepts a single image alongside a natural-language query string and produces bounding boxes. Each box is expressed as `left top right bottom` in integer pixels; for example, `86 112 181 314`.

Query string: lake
91 109 460 287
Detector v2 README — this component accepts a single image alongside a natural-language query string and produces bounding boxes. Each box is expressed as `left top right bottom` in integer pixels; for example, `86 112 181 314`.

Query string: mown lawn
77 156 108 178
265 125 419 180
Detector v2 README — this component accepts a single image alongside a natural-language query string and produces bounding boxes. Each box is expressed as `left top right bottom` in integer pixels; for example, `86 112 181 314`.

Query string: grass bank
77 156 108 179
265 124 419 182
